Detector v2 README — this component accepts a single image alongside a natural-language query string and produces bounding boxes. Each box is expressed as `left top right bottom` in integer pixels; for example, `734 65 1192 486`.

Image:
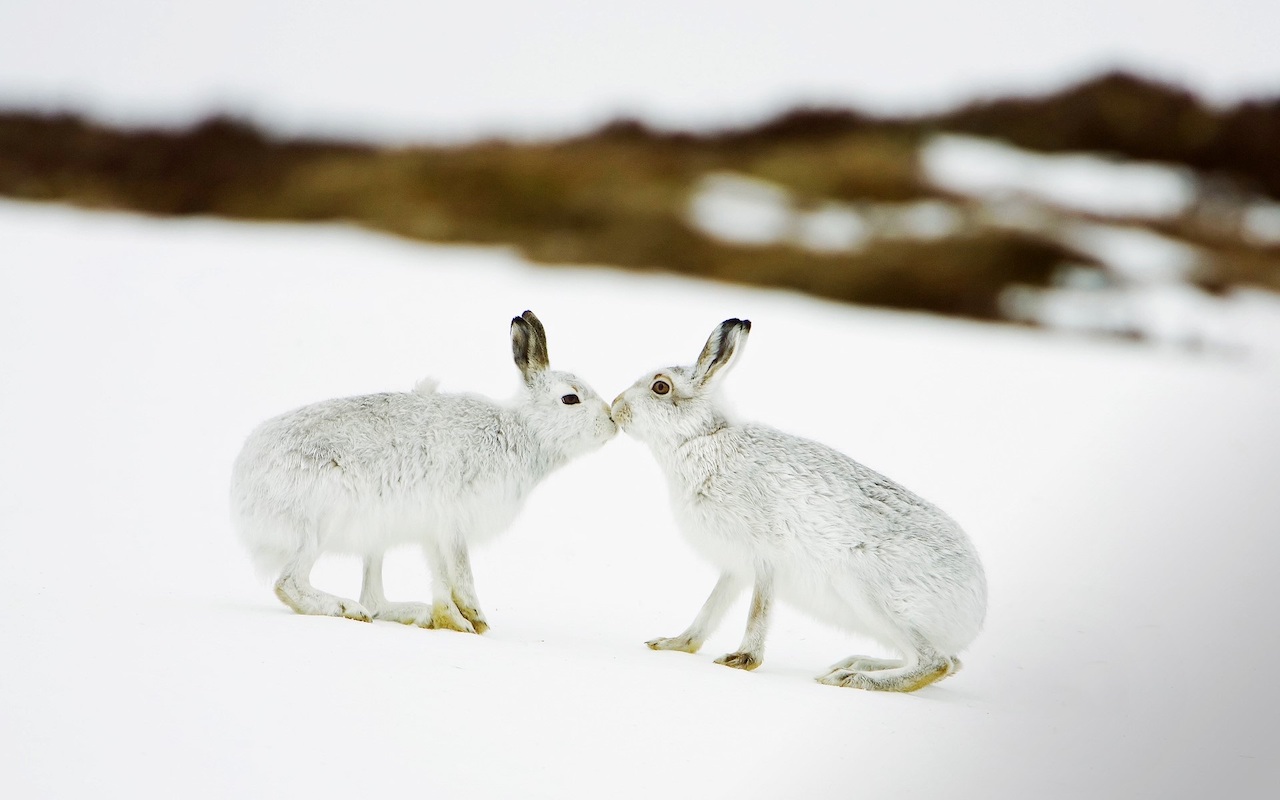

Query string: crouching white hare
612 319 986 691
230 310 616 633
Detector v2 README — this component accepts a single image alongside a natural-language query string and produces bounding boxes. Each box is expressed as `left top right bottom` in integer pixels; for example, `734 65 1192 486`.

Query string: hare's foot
646 635 701 653
714 651 761 671
459 611 489 635
274 578 371 623
370 601 433 626
428 600 478 634
816 659 953 692
451 590 489 635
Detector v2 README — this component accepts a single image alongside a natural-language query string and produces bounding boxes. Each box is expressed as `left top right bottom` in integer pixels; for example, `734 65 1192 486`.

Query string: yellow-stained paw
899 663 951 692
428 602 477 634
646 636 701 653
714 651 761 671
451 591 489 634
817 661 951 692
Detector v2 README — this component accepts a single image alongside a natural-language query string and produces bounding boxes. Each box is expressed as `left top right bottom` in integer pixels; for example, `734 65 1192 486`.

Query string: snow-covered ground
687 147 1280 356
1 1 1277 142
921 135 1200 219
2 199 1278 798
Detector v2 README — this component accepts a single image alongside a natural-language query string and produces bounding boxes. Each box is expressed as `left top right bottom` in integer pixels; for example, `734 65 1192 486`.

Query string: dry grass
2 71 1278 321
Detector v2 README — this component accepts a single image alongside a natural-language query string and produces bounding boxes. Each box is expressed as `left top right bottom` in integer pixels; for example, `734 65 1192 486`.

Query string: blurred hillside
3 71 1278 340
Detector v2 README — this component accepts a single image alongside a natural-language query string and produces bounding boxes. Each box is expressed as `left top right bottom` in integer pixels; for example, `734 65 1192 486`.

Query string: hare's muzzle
610 395 632 428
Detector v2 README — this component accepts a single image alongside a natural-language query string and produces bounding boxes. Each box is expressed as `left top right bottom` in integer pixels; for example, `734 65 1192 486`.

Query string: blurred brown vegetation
1 71 1278 321
940 72 1280 201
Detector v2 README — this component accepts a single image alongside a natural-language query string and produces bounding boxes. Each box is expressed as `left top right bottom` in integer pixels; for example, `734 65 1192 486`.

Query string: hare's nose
610 395 630 422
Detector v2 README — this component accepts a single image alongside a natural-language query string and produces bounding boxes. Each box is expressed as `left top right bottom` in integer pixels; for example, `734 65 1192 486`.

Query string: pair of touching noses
231 311 986 693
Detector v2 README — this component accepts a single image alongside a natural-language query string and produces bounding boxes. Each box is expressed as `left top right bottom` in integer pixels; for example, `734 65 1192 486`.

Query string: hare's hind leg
274 550 371 622
818 632 956 693
815 585 955 691
359 553 432 626
647 571 745 654
818 655 955 692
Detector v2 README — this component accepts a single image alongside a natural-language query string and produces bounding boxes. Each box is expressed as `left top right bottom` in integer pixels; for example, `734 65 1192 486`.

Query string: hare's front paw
646 635 701 653
428 601 478 634
451 592 489 635
456 606 489 635
714 651 761 671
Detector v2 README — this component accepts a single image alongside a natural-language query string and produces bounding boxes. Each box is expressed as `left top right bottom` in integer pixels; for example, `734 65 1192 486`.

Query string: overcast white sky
0 1 1276 141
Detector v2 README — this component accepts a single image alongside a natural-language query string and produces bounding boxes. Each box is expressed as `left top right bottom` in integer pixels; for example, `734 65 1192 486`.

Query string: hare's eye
561 394 581 405
651 380 671 396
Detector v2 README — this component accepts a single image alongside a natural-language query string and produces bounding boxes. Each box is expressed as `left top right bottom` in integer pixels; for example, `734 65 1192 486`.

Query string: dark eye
651 380 671 396
561 394 581 405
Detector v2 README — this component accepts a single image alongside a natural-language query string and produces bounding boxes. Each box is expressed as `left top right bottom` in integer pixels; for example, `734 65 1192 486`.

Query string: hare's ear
511 310 551 382
692 318 751 388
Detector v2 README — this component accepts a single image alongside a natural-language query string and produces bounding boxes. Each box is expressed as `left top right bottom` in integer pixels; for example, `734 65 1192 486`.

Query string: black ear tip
741 319 752 332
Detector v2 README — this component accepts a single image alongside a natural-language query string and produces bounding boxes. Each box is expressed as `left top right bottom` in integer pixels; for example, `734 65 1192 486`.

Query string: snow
1001 281 1280 356
1243 202 1280 245
2 199 1278 798
1057 222 1203 283
688 173 794 246
688 175 966 252
921 135 1199 218
1004 217 1280 352
794 203 872 253
877 199 966 241
1 2 1277 142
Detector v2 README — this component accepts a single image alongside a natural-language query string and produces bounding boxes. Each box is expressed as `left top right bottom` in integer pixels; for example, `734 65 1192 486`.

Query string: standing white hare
230 311 616 632
611 319 986 691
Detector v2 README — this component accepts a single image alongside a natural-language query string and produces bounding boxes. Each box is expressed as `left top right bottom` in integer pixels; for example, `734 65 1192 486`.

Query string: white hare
611 319 986 691
230 310 616 633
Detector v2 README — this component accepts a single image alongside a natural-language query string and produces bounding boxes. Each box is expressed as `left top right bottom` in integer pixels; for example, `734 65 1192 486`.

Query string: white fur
230 311 616 632
612 319 987 691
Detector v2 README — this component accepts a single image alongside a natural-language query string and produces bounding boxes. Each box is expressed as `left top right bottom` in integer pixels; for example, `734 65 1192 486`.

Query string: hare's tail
413 376 440 396
232 507 309 581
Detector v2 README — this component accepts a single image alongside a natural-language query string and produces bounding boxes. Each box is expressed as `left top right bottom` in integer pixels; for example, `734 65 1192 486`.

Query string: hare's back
244 391 508 470
739 425 923 501
734 424 958 535
232 391 525 555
